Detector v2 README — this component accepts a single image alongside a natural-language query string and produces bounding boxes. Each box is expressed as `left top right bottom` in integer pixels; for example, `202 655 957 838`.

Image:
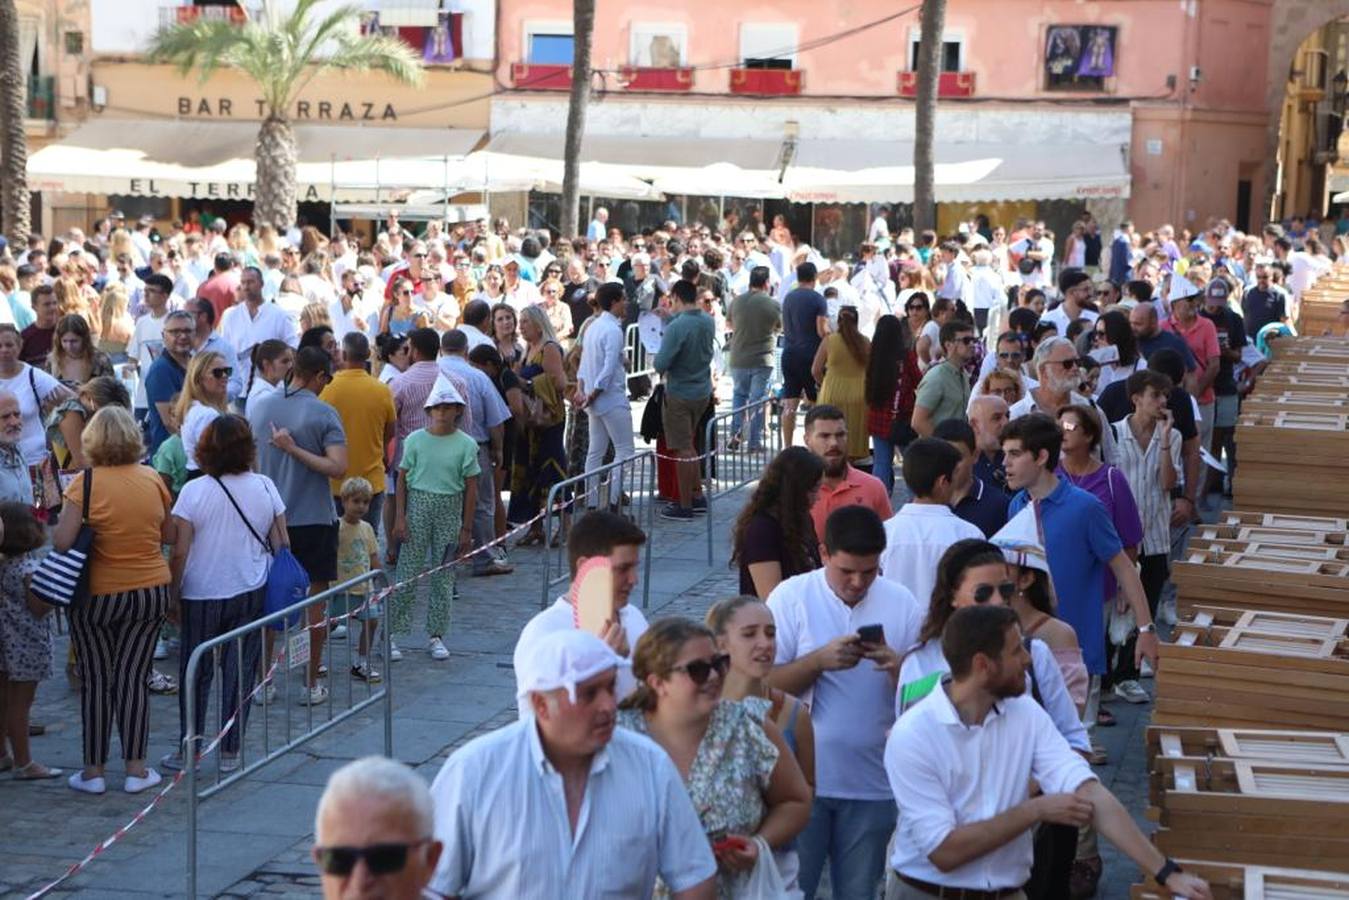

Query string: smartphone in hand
857 624 885 645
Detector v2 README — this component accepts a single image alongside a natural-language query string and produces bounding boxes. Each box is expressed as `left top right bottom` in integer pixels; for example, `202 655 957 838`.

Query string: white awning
487 132 785 171
27 119 485 201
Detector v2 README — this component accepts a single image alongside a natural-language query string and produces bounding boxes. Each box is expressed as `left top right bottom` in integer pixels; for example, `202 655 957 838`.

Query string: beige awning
27 119 485 200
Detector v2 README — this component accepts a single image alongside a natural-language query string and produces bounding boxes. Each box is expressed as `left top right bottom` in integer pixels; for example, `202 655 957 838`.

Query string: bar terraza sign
177 96 398 121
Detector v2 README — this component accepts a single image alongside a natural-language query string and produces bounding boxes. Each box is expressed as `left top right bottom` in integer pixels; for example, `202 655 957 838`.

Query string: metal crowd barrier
540 450 657 610
703 396 783 563
185 570 392 897
624 323 656 384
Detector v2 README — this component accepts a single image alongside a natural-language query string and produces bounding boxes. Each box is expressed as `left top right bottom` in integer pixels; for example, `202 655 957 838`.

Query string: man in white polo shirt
767 505 923 900
513 511 648 715
885 605 1212 900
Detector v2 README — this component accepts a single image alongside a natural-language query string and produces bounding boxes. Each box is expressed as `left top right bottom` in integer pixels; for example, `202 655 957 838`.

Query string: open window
630 23 687 68
740 23 797 70
907 29 964 73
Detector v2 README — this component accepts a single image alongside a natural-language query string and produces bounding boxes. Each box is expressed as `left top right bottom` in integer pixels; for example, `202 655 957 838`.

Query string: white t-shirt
172 471 286 599
0 364 65 465
219 301 298 398
126 311 168 409
1011 236 1055 290
513 597 650 717
181 401 222 471
1038 304 1098 339
879 504 985 608
767 568 923 800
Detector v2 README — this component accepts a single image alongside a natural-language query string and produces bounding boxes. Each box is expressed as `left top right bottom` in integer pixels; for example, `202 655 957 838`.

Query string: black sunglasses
315 841 426 876
973 581 1017 604
210 366 234 379
997 350 1023 361
1050 357 1079 371
670 654 730 686
906 303 926 311
954 335 979 345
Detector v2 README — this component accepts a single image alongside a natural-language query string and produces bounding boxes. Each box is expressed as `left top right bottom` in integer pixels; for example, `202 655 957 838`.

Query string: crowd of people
0 201 1339 899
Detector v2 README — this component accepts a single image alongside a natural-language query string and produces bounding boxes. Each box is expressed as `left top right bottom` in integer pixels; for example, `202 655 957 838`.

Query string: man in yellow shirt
321 332 397 531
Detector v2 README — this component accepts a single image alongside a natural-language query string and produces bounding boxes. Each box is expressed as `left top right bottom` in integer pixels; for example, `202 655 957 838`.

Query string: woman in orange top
50 406 176 796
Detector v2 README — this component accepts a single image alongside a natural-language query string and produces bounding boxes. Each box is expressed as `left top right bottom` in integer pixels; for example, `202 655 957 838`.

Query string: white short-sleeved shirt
896 638 1089 752
127 311 168 409
514 598 649 716
0 364 65 465
767 568 923 800
879 504 985 608
172 472 285 600
886 681 1096 890
1038 304 1098 340
180 401 222 472
429 720 716 899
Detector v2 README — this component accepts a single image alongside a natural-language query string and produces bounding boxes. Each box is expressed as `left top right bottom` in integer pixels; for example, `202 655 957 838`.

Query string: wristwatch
1138 623 1157 635
1155 857 1183 885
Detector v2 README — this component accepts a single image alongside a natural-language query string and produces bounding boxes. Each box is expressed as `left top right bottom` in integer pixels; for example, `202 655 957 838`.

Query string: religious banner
1044 25 1117 88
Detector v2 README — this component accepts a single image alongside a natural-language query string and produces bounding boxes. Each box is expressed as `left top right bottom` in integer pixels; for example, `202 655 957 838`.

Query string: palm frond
324 32 426 85
144 19 252 83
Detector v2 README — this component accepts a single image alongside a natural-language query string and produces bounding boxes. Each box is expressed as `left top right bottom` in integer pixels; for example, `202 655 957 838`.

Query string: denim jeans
730 366 773 448
872 435 897 496
798 796 897 900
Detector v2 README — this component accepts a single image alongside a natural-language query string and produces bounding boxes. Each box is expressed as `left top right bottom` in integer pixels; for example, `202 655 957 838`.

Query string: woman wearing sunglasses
174 351 231 481
618 617 811 897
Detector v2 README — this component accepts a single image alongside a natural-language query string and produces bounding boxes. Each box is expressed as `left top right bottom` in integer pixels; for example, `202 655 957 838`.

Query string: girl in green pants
393 379 479 660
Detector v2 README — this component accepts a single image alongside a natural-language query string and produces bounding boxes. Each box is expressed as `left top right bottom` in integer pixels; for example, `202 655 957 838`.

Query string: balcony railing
158 5 255 28
26 75 54 120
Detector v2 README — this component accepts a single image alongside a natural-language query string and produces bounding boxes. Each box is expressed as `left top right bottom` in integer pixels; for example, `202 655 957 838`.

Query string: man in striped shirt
1107 370 1181 703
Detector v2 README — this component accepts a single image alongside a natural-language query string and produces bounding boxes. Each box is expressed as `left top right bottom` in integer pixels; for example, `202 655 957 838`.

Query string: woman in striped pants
53 407 176 795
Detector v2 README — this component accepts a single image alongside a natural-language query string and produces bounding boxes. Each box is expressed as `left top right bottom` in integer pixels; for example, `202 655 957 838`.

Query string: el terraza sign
178 97 398 121
125 180 326 200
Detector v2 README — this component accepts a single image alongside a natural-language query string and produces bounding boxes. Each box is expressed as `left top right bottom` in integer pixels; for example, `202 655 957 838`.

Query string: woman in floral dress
618 617 811 897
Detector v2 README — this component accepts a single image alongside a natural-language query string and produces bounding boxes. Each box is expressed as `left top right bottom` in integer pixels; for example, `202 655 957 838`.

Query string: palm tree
0 0 31 246
559 0 596 239
147 0 424 231
913 0 946 234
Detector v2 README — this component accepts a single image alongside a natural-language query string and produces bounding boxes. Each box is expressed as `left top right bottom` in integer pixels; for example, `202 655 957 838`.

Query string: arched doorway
1263 1 1349 224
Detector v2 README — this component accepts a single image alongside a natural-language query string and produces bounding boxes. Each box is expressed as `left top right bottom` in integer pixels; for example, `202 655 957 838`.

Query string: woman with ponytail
618 618 811 897
244 339 293 406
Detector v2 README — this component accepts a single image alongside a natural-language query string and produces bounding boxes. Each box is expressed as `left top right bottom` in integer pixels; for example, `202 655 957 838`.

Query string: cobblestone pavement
1 460 1162 900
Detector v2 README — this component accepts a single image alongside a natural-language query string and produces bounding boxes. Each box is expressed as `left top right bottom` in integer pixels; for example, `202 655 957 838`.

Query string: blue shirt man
143 310 196 456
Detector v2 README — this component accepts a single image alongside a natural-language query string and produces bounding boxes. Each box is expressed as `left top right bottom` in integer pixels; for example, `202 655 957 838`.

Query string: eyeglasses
164 327 194 337
210 367 234 380
314 841 428 877
954 335 978 346
670 654 730 686
997 350 1023 361
1049 357 1079 371
973 581 1017 604
906 303 926 312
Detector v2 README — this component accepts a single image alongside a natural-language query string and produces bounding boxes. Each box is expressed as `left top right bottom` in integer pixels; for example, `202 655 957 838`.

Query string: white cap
1167 274 1201 303
515 629 629 703
423 375 465 410
991 505 1049 574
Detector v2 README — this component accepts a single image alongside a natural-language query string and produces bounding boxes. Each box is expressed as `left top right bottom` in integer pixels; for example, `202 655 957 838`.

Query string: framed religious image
1045 25 1117 91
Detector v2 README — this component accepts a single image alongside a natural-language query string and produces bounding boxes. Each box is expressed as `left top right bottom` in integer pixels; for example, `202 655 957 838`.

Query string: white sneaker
1159 598 1178 625
68 772 106 795
388 642 403 662
298 684 329 705
153 638 169 660
1140 659 1155 679
124 769 162 794
428 637 450 660
329 624 348 640
1113 679 1150 704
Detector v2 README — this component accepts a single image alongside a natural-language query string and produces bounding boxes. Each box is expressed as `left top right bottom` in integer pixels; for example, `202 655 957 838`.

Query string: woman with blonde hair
618 617 811 896
299 302 332 333
107 229 138 266
508 304 567 540
174 351 231 477
98 282 135 362
48 315 115 388
53 405 175 795
975 367 1026 407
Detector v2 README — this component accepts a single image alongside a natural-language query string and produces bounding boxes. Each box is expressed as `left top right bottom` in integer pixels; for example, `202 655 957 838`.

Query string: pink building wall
495 0 1281 227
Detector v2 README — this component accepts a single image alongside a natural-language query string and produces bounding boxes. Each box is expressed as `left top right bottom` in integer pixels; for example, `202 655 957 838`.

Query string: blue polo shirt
1009 478 1122 675
953 477 1010 538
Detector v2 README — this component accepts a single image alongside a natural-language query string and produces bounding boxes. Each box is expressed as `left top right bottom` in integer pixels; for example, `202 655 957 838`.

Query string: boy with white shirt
885 605 1211 900
767 505 923 900
880 438 984 606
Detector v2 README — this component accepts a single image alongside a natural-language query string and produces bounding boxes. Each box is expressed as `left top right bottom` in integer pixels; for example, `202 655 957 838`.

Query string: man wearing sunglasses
313 756 442 899
911 320 977 438
1010 337 1118 464
767 505 923 900
431 630 716 899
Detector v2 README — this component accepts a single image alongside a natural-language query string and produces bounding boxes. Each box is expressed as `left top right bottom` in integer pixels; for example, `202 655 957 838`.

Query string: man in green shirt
912 320 976 436
726 266 780 451
653 280 715 520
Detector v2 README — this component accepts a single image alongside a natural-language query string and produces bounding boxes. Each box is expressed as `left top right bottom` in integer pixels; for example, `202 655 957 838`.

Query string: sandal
147 670 178 694
14 761 64 780
1096 708 1116 727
